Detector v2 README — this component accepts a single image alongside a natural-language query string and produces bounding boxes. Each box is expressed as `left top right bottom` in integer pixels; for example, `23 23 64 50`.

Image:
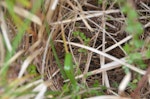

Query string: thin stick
61 24 69 53
105 35 132 52
101 0 110 87
131 65 150 99
6 50 24 66
0 34 5 66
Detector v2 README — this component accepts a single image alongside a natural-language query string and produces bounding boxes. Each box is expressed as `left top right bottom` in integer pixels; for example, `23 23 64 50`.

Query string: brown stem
131 66 150 99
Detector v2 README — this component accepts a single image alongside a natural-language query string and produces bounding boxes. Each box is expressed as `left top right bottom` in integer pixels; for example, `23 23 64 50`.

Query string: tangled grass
0 0 150 99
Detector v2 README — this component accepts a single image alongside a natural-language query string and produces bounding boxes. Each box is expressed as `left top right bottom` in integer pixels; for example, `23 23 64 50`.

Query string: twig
131 65 150 99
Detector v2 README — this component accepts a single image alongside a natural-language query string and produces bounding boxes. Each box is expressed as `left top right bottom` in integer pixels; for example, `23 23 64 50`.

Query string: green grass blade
64 53 77 86
50 39 67 79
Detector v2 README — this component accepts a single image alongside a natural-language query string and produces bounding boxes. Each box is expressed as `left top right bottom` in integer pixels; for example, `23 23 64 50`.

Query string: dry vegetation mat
0 0 150 99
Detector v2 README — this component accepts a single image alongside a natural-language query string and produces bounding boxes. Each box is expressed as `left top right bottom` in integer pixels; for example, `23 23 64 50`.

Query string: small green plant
118 0 148 92
98 0 103 5
128 79 138 90
82 85 106 98
61 25 79 98
27 64 38 75
73 31 90 53
73 31 90 45
112 82 119 88
82 80 106 98
118 1 144 66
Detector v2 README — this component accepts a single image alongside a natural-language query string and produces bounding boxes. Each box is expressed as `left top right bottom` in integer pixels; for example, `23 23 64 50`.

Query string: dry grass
0 0 150 99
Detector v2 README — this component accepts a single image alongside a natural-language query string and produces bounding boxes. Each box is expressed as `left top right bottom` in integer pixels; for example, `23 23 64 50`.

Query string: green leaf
27 64 37 75
133 79 138 83
121 5 128 13
98 0 103 4
136 60 147 69
16 0 30 7
80 33 85 39
128 10 138 19
146 50 150 58
93 80 99 87
50 39 67 79
133 39 144 48
78 48 86 53
129 52 142 60
122 66 130 74
73 31 79 37
84 38 90 45
64 53 77 87
135 23 144 35
123 44 132 54
112 82 119 88
62 84 70 93
128 82 137 90
126 26 133 34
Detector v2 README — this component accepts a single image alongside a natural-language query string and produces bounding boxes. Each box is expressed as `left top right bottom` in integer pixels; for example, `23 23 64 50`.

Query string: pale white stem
85 95 131 99
33 83 47 99
51 0 59 10
0 9 12 52
105 35 132 52
118 72 131 94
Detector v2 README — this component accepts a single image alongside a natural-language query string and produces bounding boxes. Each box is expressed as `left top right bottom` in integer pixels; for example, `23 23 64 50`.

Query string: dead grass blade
1 2 42 26
0 34 5 67
46 0 59 23
118 72 131 95
0 8 12 52
85 95 131 99
6 50 24 66
33 82 47 99
105 35 132 52
101 0 110 88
